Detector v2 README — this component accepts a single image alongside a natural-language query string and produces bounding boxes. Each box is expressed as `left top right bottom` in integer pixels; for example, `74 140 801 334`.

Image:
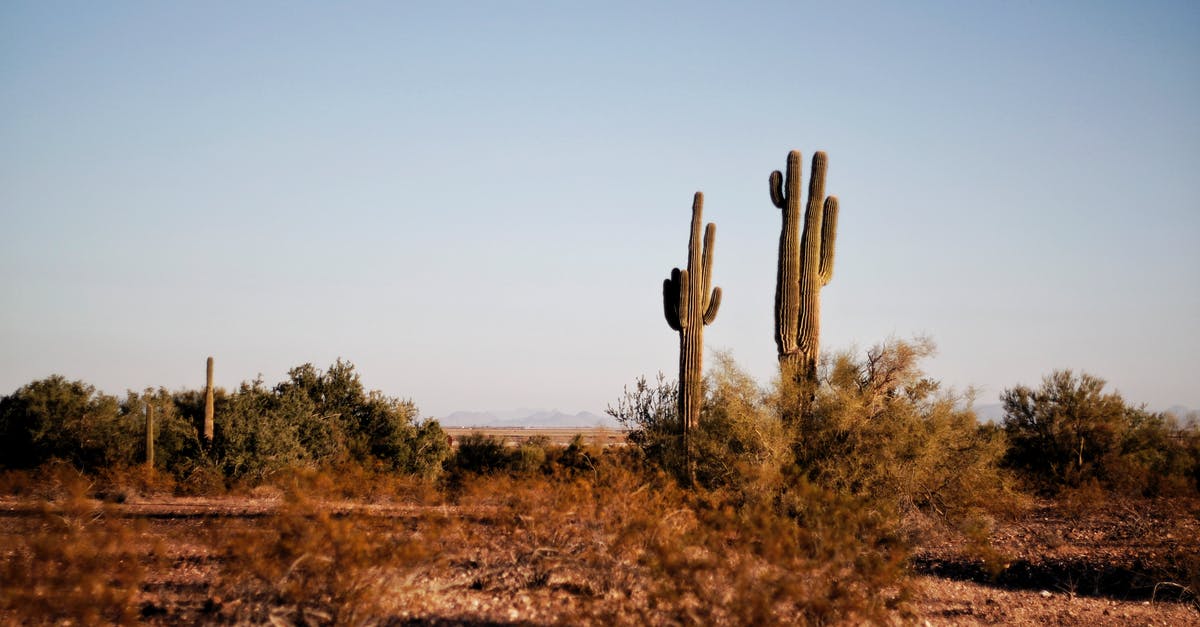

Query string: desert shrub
402 418 452 479
451 432 511 475
121 388 203 473
691 352 791 494
172 461 229 496
1 360 441 482
194 360 446 482
273 462 443 504
512 435 550 474
551 433 602 476
793 338 1011 519
608 355 790 492
0 376 126 471
1002 370 1199 495
450 460 910 624
0 480 152 624
211 377 311 482
1108 411 1200 496
607 372 683 473
217 488 438 624
447 432 580 478
271 360 425 467
93 465 177 502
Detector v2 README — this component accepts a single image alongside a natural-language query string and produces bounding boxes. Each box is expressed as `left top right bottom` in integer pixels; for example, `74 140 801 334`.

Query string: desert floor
1 489 1197 625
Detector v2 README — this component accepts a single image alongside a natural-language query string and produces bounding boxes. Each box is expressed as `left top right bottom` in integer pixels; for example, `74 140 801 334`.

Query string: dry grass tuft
0 474 153 625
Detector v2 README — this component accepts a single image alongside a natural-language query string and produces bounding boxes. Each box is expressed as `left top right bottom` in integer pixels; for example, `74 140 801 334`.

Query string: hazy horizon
3 2 1198 417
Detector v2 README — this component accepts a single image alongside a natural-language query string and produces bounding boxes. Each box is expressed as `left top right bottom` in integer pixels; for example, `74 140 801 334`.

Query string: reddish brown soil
2 494 1196 625
911 496 1199 625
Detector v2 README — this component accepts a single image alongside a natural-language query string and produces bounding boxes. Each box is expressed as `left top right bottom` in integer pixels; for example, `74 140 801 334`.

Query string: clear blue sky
2 1 1198 417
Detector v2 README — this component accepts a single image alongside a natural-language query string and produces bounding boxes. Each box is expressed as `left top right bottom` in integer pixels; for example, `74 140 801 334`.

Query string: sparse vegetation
0 466 153 625
0 348 1196 624
0 335 1195 622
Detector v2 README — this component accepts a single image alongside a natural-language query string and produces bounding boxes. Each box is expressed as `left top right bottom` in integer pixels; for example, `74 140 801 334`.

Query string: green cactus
770 150 839 387
204 356 214 444
145 403 154 468
663 192 722 482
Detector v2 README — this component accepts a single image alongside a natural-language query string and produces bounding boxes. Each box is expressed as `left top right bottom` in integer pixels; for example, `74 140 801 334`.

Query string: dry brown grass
2 462 1196 625
215 489 440 623
0 467 158 625
187 460 910 624
432 461 911 624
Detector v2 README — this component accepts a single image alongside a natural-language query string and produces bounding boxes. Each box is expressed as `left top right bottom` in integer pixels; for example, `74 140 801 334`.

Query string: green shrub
512 435 550 474
403 419 452 479
211 377 310 481
1 359 444 486
121 388 203 473
791 338 1010 519
609 356 789 492
607 372 683 475
0 376 125 471
451 432 510 475
613 339 1006 520
692 351 790 494
1002 370 1199 495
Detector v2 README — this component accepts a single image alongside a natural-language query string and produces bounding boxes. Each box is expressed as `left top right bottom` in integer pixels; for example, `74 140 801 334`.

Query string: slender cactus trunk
203 356 214 445
663 192 722 485
145 403 154 469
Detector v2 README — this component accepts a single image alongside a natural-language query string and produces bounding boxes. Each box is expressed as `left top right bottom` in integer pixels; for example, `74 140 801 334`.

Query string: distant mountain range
433 408 619 429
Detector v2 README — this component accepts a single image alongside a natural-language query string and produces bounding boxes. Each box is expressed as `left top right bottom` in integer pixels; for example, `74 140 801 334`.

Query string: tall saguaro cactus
145 403 154 469
203 356 214 444
663 192 722 480
770 150 839 387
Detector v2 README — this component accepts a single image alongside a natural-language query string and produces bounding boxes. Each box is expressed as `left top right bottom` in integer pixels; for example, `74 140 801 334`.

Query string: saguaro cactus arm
819 196 839 284
663 268 691 331
703 287 722 325
769 149 804 210
663 275 681 331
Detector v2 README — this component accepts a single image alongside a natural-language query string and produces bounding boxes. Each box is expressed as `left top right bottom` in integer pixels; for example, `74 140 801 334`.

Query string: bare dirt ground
2 491 1197 625
908 495 1200 626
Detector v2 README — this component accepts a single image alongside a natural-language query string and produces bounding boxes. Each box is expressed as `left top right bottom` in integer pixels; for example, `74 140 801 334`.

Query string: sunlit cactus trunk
145 403 154 469
770 150 839 391
203 357 214 444
663 192 722 484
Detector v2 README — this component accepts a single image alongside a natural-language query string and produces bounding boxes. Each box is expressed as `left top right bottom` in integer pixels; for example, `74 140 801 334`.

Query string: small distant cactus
145 403 154 468
770 150 838 387
204 357 214 444
663 192 722 482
